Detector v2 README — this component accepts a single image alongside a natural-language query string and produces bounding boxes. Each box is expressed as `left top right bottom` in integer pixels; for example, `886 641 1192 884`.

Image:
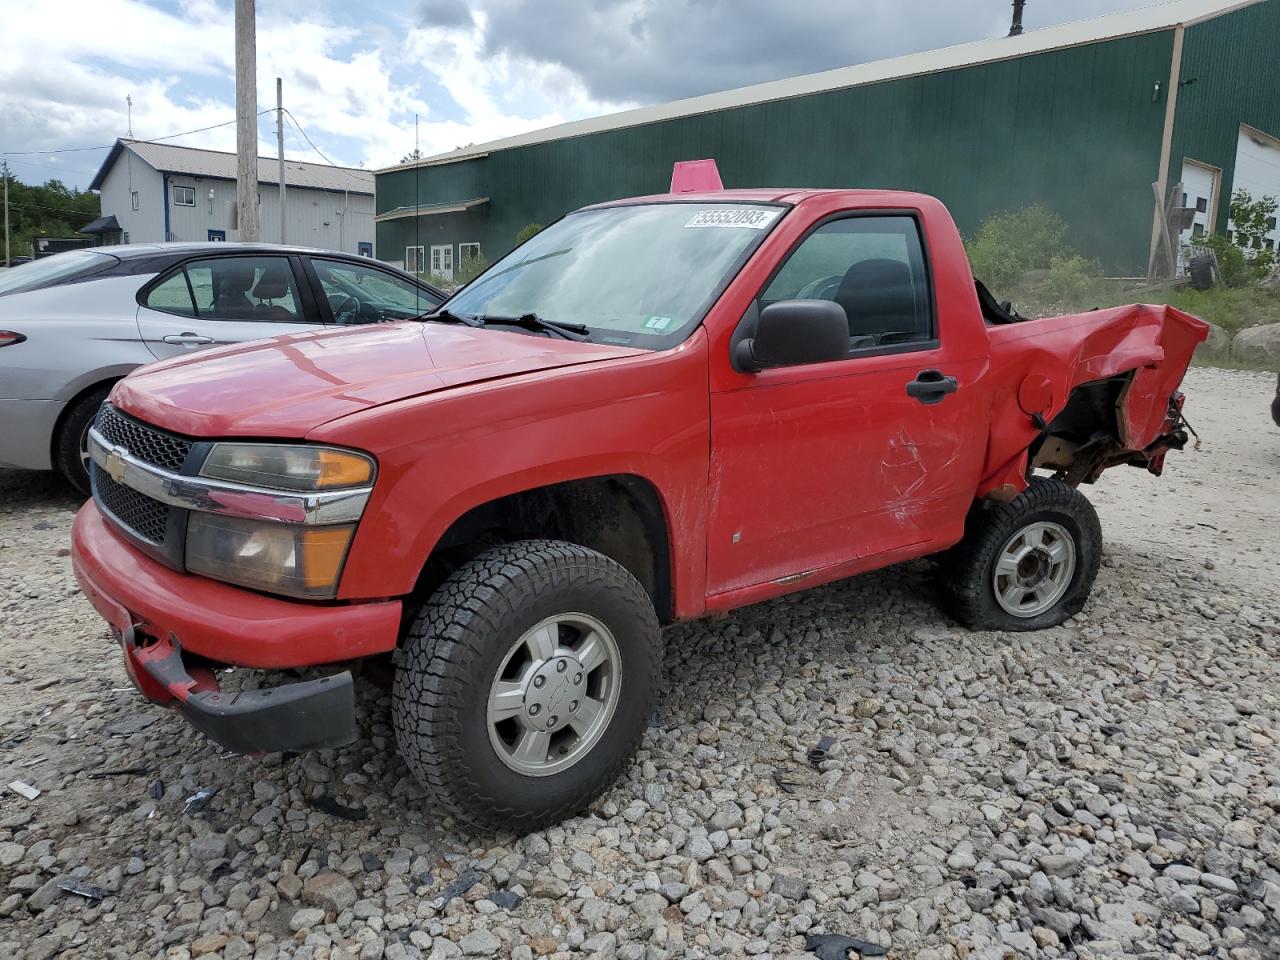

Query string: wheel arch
49 369 134 459
410 473 674 624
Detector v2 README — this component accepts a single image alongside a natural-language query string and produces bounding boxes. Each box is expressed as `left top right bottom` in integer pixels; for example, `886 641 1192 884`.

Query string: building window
1192 223 1205 238
1195 197 1207 213
459 242 481 263
173 185 196 206
131 190 140 211
405 246 425 274
430 244 454 281
1267 216 1278 232
358 242 373 257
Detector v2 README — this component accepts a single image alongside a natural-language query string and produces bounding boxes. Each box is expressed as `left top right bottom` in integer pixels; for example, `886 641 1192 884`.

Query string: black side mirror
733 299 849 372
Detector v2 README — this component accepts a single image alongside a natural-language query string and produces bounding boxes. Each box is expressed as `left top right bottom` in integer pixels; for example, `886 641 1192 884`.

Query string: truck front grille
94 471 170 546
95 404 193 473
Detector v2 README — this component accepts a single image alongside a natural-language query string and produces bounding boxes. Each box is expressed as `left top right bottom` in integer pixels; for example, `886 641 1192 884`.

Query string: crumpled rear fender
978 304 1208 498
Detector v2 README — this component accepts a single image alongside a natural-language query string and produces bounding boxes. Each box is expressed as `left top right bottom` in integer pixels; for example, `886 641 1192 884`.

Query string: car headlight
200 443 374 491
186 513 356 599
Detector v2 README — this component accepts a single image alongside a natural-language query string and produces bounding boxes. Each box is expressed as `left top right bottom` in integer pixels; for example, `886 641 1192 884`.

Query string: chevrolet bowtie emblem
105 447 127 484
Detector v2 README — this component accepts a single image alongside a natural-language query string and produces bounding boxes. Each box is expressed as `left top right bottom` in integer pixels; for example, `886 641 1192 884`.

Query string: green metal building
375 0 1280 280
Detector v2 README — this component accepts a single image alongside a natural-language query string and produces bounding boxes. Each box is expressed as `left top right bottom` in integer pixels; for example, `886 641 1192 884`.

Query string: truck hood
112 321 645 437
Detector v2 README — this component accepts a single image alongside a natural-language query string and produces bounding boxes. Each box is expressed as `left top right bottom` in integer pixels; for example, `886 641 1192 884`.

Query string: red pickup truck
72 187 1206 829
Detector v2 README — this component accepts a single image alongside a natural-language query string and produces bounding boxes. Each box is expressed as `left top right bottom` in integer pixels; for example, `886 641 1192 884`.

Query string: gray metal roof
92 139 373 194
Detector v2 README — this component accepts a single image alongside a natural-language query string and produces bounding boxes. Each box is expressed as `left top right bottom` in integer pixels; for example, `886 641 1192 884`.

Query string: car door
706 211 987 596
135 254 324 360
303 256 442 325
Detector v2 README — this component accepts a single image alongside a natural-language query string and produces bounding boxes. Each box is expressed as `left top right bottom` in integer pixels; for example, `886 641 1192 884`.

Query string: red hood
112 322 645 437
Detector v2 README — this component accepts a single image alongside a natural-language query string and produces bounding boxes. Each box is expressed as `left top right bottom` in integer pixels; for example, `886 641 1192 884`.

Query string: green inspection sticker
643 315 674 330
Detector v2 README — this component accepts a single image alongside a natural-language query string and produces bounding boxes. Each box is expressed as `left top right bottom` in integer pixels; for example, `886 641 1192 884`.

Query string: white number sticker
684 208 781 230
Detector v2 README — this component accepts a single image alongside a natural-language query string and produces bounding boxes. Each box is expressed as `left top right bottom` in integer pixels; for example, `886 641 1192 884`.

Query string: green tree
515 222 543 246
2 172 100 260
399 149 423 164
1228 189 1277 268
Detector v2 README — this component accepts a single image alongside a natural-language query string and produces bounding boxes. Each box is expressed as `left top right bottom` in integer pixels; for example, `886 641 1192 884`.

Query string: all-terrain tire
393 539 662 832
54 385 111 496
939 478 1102 631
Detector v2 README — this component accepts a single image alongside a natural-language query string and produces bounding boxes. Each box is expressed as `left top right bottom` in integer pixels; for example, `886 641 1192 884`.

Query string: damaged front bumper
121 628 357 754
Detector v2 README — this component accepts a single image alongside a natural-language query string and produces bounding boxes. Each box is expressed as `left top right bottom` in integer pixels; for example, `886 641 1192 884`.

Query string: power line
282 110 370 187
1 111 274 158
8 200 99 217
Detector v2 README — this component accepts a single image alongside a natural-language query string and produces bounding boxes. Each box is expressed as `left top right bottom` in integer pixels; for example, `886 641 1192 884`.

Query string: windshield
0 249 115 297
444 202 784 347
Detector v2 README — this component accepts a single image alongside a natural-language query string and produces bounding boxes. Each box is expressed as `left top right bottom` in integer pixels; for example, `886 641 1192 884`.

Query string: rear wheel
393 540 662 831
939 479 1101 631
54 385 111 497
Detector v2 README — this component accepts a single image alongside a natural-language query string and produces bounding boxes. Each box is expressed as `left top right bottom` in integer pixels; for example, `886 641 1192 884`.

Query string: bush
1198 234 1257 288
965 204 1072 292
1040 255 1104 308
456 251 488 286
515 223 543 246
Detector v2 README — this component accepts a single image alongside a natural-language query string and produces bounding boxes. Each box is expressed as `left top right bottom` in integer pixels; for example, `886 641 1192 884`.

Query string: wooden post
235 0 260 242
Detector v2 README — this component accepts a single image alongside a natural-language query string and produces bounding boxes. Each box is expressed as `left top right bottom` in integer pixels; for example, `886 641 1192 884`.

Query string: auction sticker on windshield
684 208 781 230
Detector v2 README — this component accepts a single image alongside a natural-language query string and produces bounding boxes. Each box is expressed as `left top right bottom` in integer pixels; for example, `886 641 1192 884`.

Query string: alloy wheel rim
992 521 1077 617
485 613 621 777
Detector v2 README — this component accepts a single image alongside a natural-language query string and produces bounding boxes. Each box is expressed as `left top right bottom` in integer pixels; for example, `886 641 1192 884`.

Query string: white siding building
89 140 375 256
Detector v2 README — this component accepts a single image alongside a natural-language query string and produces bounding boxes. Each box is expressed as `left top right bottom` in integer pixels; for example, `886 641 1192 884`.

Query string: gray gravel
1 366 1279 960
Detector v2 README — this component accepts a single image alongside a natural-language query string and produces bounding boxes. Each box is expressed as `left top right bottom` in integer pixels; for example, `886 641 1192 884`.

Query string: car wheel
54 385 112 497
939 478 1102 631
393 539 662 831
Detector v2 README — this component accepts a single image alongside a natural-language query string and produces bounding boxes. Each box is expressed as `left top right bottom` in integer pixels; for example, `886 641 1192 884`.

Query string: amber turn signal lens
315 450 374 489
301 527 356 589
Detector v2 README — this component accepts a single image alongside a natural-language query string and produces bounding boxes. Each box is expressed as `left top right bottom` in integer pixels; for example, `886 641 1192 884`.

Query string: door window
143 270 197 317
179 257 302 322
405 246 424 274
310 258 441 324
762 215 933 351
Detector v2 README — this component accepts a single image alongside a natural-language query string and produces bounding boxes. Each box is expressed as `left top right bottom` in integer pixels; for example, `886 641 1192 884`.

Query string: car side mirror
733 299 849 372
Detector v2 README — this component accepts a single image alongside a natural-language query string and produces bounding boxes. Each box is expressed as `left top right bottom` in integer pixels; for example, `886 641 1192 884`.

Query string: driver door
136 254 325 360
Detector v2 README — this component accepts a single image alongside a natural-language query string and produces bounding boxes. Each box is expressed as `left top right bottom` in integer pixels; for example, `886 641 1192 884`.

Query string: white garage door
1230 125 1280 254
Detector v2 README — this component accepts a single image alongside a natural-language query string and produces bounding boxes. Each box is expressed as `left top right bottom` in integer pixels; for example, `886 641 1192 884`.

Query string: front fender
314 333 712 616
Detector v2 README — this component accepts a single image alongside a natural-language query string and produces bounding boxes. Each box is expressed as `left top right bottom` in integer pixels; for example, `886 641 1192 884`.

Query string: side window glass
761 216 932 350
144 270 196 317
184 257 302 322
311 258 440 325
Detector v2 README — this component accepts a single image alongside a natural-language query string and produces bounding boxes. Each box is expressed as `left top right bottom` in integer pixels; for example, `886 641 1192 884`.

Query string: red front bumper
71 502 402 669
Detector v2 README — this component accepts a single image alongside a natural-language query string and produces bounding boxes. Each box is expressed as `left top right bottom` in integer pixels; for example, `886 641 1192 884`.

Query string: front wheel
393 540 662 831
939 479 1102 631
54 385 111 497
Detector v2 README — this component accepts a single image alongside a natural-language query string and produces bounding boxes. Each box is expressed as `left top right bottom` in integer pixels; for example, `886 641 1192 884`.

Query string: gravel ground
1 366 1278 960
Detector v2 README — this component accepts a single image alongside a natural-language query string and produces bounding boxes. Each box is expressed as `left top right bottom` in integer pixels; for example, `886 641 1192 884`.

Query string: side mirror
733 299 849 372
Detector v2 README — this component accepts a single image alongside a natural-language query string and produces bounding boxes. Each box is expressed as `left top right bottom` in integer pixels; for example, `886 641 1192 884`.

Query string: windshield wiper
418 307 483 327
478 313 591 341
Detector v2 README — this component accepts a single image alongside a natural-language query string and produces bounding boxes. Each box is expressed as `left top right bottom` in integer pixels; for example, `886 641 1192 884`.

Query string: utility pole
276 77 286 244
234 0 260 241
3 160 10 267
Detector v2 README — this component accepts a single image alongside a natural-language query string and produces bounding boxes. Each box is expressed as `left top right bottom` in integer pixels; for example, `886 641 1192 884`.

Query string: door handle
906 369 958 405
162 333 214 347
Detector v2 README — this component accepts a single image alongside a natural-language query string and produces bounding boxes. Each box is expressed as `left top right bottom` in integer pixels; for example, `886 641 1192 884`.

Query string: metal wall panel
1171 0 1280 234
378 32 1176 275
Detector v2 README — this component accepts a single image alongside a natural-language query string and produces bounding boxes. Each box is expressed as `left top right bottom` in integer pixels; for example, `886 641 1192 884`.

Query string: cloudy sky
1 0 1157 189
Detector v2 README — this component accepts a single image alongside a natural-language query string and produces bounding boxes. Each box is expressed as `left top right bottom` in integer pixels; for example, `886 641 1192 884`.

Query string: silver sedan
0 243 443 493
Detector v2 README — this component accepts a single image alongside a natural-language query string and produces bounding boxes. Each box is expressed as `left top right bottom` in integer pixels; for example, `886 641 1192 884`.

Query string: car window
143 270 197 317
310 258 439 325
182 257 302 322
762 216 933 350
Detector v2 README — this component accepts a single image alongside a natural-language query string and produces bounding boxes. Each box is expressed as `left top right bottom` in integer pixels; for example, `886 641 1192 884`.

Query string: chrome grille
95 404 193 473
95 471 169 545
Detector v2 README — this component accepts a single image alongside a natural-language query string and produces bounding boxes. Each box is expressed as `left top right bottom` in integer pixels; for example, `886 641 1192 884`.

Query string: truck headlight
185 513 356 599
200 443 374 491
